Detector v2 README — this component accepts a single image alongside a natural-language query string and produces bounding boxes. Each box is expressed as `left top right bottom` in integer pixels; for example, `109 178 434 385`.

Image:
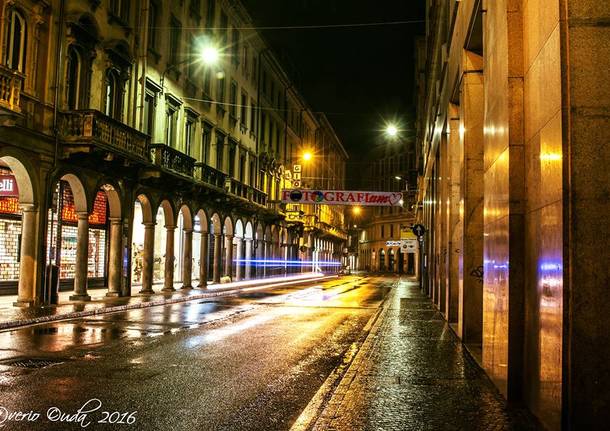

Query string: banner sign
0 175 19 197
281 189 403 206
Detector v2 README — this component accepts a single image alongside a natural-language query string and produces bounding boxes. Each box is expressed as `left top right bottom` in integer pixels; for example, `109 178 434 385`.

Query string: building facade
415 1 610 429
0 0 346 308
356 140 417 274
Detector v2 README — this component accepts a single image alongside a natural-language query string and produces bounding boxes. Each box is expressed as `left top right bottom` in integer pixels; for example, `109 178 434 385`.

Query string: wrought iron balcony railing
60 110 149 161
0 65 22 113
150 144 195 177
195 163 227 188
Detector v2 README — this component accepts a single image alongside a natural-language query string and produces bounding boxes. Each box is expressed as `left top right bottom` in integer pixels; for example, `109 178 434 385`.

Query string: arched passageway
0 155 38 306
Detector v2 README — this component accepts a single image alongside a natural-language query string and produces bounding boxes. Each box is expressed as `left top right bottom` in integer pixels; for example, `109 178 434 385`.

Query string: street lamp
352 206 362 215
302 151 313 162
201 46 220 65
161 45 222 88
385 124 398 138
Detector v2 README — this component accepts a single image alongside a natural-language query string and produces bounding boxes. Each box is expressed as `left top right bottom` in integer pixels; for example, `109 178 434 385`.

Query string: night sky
241 0 426 184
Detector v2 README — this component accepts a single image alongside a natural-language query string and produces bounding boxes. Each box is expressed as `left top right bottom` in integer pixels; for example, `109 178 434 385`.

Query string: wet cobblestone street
310 279 541 431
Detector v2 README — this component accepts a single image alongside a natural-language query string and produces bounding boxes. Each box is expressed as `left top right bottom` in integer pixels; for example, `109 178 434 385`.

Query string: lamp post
160 45 221 89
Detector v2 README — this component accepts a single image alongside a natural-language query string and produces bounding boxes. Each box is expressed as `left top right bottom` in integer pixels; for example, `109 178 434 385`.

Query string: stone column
14 205 38 306
140 222 155 294
224 235 233 278
106 217 123 297
70 212 91 301
263 240 270 277
244 239 253 279
235 237 243 281
181 229 193 289
162 226 175 292
198 232 208 288
281 242 288 275
213 233 222 283
457 52 484 345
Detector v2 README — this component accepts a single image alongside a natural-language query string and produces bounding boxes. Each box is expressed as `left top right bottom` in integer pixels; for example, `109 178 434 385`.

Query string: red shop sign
0 175 18 197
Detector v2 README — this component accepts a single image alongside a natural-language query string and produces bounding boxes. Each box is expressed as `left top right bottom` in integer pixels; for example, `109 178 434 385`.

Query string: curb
290 279 394 431
0 275 339 331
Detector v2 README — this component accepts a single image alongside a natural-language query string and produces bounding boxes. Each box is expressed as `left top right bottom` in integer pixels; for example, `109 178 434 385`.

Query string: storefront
46 182 108 291
0 167 21 294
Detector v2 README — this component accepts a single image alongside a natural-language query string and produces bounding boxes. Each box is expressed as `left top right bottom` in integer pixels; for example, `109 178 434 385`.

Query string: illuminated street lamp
302 151 313 162
385 124 398 138
352 206 362 215
201 46 220 65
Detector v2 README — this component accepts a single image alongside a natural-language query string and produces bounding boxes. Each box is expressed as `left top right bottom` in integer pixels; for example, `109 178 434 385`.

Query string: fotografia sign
0 175 18 197
281 189 403 207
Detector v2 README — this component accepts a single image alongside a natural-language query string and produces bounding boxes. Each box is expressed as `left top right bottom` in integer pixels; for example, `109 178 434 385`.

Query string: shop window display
46 183 108 281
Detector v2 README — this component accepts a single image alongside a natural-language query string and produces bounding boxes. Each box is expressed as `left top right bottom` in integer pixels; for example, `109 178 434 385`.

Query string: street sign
401 239 418 253
386 240 401 247
412 224 426 237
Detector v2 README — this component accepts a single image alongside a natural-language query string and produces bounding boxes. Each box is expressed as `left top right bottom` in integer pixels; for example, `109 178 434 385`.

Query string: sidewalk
0 273 333 331
301 279 540 431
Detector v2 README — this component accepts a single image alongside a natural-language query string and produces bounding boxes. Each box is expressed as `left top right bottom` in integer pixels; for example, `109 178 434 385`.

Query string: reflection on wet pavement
0 275 384 431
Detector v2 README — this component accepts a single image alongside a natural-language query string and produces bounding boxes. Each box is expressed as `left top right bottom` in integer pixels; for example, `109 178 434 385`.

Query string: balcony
150 144 195 177
60 110 149 161
0 65 22 114
195 163 227 189
251 187 266 206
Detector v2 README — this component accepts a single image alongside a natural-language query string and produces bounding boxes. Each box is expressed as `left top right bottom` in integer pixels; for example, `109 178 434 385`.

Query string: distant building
353 138 417 274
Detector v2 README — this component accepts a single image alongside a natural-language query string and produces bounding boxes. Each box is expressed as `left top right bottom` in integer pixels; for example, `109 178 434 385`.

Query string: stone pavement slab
307 279 541 431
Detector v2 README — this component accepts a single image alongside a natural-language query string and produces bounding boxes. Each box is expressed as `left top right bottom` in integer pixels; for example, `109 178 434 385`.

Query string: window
229 80 237 118
215 132 225 170
381 225 385 238
66 47 82 110
228 143 236 177
143 93 155 135
104 69 123 120
3 8 27 73
251 56 257 83
187 35 196 79
390 224 394 238
203 69 211 96
220 11 228 45
169 16 181 65
110 0 130 22
250 100 256 133
249 159 255 186
240 92 248 126
242 45 249 75
239 153 246 182
201 124 212 164
216 73 225 108
165 105 179 147
148 2 158 50
206 0 215 29
231 29 239 65
184 118 194 156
